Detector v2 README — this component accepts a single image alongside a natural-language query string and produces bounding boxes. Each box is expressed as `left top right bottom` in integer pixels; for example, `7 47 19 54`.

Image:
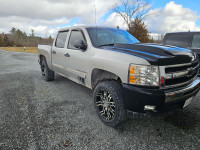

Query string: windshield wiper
98 43 115 47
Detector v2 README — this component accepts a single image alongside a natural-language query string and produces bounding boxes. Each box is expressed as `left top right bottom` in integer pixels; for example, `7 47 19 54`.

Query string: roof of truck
58 26 120 31
165 31 200 35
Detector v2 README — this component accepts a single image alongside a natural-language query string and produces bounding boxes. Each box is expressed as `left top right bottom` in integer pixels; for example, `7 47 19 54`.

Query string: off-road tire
93 80 127 127
40 57 54 81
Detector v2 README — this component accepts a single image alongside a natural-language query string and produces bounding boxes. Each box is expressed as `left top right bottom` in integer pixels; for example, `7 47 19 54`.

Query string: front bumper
123 78 200 113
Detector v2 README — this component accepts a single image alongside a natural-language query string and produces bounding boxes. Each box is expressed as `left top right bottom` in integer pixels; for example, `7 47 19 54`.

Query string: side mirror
74 40 87 51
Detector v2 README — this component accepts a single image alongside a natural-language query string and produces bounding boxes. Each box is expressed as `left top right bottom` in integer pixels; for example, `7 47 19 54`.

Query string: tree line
0 27 53 47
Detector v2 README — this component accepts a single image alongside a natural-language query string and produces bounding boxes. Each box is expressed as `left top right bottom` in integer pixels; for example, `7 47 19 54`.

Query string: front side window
191 34 200 49
55 31 68 48
86 27 139 47
68 30 85 49
165 34 190 48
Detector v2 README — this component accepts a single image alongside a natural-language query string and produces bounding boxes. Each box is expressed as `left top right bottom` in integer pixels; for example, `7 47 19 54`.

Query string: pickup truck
163 32 200 58
163 32 200 75
38 26 200 126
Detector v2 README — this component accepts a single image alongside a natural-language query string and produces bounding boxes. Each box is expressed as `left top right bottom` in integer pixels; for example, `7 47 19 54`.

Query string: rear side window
191 34 200 49
55 31 68 48
68 30 85 49
165 34 191 48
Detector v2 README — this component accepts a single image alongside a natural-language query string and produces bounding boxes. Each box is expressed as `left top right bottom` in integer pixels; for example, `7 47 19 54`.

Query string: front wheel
93 81 127 127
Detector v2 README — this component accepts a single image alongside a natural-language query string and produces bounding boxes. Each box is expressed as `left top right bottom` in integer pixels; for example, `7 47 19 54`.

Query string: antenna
94 4 98 47
94 4 97 26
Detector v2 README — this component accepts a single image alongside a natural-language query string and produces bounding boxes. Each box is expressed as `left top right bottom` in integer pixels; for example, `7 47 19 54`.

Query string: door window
55 31 68 48
68 30 85 49
191 34 200 49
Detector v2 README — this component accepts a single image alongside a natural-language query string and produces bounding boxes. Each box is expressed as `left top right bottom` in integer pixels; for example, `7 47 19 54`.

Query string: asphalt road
0 49 200 150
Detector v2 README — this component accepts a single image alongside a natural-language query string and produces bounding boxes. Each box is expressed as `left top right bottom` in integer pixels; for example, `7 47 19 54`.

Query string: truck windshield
86 27 139 47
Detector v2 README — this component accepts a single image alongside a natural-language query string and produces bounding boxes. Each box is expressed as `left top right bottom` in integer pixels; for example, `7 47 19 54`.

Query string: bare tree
112 0 150 29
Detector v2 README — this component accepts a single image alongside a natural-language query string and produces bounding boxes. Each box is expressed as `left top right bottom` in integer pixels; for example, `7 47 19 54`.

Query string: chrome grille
164 61 199 89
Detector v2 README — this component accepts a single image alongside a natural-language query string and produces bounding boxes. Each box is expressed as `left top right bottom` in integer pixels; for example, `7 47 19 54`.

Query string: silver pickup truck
38 26 200 126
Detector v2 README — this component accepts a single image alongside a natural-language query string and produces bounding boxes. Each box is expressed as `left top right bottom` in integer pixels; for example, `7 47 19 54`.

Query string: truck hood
103 43 197 65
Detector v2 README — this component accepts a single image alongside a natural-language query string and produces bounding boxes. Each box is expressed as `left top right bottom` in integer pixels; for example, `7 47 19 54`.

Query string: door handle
52 51 56 54
64 53 70 57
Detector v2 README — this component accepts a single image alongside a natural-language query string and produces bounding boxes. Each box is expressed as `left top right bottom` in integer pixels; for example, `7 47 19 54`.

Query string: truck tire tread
93 80 127 127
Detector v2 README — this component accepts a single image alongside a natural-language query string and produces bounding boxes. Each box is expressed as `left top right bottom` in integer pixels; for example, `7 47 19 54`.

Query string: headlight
129 64 159 86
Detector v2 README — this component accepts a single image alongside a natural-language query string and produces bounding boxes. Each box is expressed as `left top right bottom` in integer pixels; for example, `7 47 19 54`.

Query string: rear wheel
40 58 54 81
93 80 126 127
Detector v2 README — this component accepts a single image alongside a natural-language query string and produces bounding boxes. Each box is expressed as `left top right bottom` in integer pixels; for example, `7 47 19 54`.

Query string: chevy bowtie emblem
187 67 194 77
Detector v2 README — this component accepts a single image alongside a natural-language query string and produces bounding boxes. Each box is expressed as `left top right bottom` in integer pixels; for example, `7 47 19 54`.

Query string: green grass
0 47 38 53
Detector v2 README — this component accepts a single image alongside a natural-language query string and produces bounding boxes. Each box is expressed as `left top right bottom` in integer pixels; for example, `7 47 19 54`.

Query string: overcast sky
0 0 199 38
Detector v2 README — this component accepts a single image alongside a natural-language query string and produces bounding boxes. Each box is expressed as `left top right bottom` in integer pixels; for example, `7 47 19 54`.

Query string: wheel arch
39 54 45 64
91 68 122 89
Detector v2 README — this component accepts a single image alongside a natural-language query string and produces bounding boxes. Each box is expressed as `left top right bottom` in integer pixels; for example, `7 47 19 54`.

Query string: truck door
64 29 90 85
51 30 71 76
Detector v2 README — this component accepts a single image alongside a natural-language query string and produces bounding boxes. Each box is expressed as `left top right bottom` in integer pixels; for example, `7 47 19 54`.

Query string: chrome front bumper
165 78 200 103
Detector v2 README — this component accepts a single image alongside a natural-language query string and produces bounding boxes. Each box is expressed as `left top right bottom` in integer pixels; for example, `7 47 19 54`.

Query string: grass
0 47 38 53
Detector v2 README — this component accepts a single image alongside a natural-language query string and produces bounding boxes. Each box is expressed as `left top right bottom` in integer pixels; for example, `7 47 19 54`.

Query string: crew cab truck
38 26 200 126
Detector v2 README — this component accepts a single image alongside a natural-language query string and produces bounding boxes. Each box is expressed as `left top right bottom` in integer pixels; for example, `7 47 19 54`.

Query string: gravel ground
0 49 200 150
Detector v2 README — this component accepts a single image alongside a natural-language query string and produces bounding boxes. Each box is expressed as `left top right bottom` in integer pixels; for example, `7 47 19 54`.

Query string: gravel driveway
0 49 200 150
